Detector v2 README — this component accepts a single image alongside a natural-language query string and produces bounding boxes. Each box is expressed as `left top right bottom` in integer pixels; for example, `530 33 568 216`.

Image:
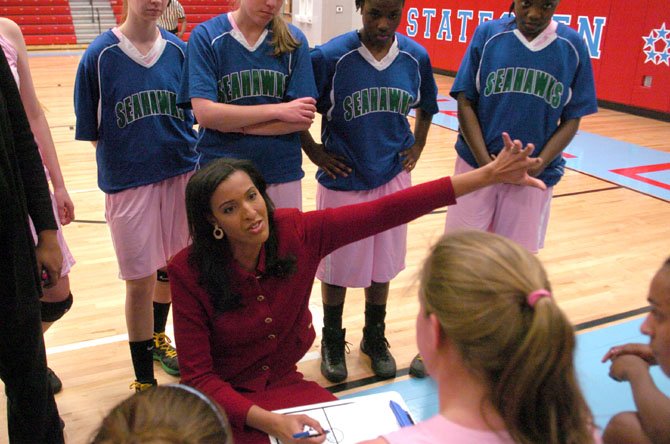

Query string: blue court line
343 317 670 431
416 95 670 202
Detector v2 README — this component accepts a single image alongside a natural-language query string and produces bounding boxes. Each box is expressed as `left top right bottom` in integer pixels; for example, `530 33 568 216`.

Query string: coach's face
513 0 559 40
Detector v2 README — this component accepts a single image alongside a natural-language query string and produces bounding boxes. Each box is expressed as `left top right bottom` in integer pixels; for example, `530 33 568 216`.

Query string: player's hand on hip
400 143 423 172
305 143 351 179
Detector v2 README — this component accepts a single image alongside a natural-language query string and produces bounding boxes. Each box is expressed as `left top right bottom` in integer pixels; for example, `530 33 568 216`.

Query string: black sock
323 302 344 330
364 302 387 328
153 301 171 334
129 339 154 383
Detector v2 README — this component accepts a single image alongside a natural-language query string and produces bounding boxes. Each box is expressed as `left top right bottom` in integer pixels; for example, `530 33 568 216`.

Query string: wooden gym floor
0 51 668 443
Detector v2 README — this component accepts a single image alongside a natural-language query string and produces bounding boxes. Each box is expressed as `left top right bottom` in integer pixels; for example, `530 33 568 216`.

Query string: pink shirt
383 415 514 444
383 414 603 444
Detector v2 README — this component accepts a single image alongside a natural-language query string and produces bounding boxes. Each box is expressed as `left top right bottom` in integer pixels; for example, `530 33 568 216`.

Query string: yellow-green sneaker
129 379 157 393
409 353 426 378
153 332 180 376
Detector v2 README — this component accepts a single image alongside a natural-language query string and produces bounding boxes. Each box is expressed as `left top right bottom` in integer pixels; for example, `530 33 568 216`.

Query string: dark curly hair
355 0 404 12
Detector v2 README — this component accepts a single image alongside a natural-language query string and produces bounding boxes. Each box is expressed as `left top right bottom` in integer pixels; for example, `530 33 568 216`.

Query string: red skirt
232 375 337 444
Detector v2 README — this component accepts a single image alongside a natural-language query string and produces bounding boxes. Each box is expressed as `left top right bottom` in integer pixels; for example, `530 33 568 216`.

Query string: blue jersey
451 18 597 187
74 28 197 194
312 32 438 191
178 14 316 184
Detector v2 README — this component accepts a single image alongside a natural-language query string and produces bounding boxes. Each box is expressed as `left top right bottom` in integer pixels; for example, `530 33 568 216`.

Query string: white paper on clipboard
268 391 413 444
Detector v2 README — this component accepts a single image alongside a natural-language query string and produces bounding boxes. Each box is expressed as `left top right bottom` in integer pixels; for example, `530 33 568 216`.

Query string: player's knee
41 292 73 322
157 269 169 283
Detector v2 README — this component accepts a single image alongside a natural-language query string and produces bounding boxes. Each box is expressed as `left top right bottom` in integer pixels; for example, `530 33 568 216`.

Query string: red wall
399 0 670 114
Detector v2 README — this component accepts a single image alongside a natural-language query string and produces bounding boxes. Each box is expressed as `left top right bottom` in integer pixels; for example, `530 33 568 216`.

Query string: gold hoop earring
213 224 224 240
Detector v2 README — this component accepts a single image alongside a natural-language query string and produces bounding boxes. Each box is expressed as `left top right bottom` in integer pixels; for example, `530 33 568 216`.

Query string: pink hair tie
527 289 551 307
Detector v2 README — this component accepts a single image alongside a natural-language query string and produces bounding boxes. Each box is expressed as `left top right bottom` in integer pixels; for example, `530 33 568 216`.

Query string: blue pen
292 429 330 439
389 400 414 427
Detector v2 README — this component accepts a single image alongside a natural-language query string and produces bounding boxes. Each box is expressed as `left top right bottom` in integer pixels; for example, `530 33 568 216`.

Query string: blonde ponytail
420 231 596 444
270 15 300 57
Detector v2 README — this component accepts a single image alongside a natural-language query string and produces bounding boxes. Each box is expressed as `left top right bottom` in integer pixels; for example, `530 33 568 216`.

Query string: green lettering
252 70 261 96
343 96 353 121
533 71 550 98
484 72 496 96
379 88 388 111
115 101 127 128
361 89 370 115
240 71 251 97
260 70 275 96
230 73 241 101
513 68 526 92
494 68 505 94
522 69 535 94
388 88 401 113
370 88 379 112
502 67 515 93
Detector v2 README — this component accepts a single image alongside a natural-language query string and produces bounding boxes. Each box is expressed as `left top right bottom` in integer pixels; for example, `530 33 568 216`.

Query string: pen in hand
292 429 330 439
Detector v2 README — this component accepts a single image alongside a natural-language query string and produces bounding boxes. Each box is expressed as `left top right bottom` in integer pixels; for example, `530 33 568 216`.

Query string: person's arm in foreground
6 19 75 224
603 344 670 443
1 50 61 287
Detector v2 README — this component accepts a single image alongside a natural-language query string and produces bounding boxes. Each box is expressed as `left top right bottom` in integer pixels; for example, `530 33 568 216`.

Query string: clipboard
268 391 414 443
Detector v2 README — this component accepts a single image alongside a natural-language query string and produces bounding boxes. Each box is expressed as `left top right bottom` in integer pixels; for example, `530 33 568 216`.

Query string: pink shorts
30 189 76 277
266 180 302 210
445 156 553 253
316 171 411 288
105 172 192 280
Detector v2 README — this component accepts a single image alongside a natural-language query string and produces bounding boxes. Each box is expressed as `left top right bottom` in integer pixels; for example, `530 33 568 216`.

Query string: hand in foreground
608 353 651 382
602 343 656 365
304 142 351 179
36 230 62 289
272 413 327 444
488 132 546 190
279 97 317 125
400 143 423 172
54 187 75 225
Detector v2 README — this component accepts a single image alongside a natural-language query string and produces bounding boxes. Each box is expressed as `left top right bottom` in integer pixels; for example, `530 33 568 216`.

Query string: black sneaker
153 332 180 376
409 353 427 378
360 323 396 379
47 367 63 394
320 327 350 383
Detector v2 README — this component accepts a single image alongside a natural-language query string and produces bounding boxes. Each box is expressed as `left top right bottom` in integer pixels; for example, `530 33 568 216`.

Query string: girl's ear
206 214 217 226
429 313 445 349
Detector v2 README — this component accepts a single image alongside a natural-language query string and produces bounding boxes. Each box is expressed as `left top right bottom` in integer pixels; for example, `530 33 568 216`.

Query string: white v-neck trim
228 12 268 52
513 20 558 52
112 27 166 68
357 36 400 71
